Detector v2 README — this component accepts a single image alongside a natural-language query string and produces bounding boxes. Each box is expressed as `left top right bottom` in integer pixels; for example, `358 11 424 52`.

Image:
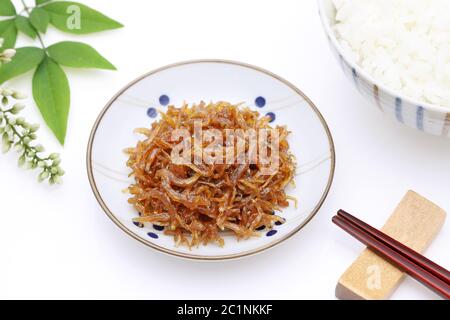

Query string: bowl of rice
318 0 450 137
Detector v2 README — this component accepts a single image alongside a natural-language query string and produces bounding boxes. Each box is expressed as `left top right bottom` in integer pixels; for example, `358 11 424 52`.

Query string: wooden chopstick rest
336 190 447 300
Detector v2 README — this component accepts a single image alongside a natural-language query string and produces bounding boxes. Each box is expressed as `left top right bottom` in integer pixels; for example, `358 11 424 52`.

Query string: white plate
87 60 335 260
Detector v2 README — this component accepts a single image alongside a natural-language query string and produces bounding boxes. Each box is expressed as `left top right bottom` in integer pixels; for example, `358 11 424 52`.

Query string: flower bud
11 103 25 114
29 123 40 132
1 141 11 153
38 171 50 182
24 161 33 170
2 49 15 59
27 149 36 157
2 88 12 96
12 91 27 100
2 132 9 144
14 143 24 152
35 144 45 153
15 117 25 125
18 155 25 167
49 153 59 160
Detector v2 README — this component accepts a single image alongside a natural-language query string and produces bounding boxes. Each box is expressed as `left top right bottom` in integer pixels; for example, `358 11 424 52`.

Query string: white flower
12 91 28 100
2 48 15 59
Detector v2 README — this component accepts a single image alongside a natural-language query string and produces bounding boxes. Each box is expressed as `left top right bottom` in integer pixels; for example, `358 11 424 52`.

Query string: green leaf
0 0 16 17
42 1 123 34
0 18 17 48
15 15 37 39
29 7 50 33
36 0 51 5
33 57 70 145
0 47 45 84
47 41 116 70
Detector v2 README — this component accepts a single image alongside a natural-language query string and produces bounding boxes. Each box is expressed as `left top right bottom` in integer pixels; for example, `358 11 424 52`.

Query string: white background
0 0 448 300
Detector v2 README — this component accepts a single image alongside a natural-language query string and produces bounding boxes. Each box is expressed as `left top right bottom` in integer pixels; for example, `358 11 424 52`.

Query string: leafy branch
0 0 123 145
0 86 64 184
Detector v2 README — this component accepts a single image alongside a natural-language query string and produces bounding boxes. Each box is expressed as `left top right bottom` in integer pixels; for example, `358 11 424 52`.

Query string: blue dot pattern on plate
159 95 170 106
147 232 159 239
147 107 157 118
266 112 276 123
133 221 144 228
266 230 277 237
275 219 285 226
255 96 266 108
256 225 266 231
153 224 164 231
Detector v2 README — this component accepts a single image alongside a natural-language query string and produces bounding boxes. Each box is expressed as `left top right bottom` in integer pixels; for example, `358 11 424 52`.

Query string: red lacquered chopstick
337 209 450 285
332 215 450 299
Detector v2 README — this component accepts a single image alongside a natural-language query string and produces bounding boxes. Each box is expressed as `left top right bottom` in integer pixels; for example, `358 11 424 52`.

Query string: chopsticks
332 210 450 299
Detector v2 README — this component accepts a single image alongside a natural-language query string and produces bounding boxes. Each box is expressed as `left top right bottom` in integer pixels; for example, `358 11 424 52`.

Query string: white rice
332 0 450 108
